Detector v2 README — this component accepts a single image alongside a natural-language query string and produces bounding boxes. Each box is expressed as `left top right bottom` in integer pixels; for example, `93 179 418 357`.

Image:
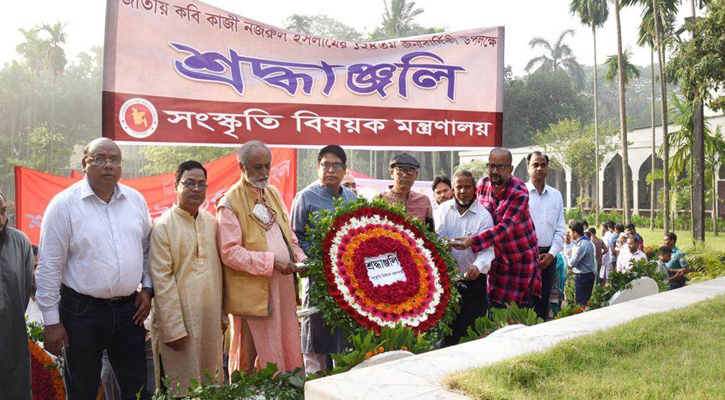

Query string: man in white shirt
434 170 494 346
36 138 153 400
526 151 566 321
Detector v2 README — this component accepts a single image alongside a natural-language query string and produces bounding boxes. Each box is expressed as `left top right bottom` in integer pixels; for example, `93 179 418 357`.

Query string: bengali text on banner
103 0 504 149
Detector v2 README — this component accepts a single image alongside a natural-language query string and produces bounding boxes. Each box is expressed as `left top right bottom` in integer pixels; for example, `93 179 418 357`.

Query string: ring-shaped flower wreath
304 197 461 337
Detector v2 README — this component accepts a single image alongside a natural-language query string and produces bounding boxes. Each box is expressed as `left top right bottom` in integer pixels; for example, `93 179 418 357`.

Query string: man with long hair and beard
0 189 35 399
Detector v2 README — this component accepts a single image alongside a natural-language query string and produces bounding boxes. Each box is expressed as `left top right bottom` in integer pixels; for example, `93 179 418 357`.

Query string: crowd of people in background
0 139 692 400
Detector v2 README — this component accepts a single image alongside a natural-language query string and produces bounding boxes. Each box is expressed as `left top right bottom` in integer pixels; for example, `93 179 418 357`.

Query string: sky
0 0 693 76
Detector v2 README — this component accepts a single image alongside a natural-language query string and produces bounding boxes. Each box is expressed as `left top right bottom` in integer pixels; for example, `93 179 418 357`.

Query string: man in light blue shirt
434 170 494 346
291 145 357 373
568 221 596 306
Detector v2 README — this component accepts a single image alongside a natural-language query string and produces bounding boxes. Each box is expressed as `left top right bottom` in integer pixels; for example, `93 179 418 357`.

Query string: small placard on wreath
303 197 461 337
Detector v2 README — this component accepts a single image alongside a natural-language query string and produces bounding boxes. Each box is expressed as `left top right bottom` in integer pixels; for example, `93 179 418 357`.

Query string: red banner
15 149 296 245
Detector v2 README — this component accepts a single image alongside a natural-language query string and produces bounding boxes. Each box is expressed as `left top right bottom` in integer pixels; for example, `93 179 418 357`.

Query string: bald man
453 148 541 309
36 138 153 399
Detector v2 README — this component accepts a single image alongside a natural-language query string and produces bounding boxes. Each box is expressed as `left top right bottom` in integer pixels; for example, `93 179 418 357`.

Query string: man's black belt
61 284 136 306
539 246 551 254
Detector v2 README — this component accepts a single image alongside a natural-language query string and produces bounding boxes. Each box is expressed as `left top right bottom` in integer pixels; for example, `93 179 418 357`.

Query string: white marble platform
304 278 725 400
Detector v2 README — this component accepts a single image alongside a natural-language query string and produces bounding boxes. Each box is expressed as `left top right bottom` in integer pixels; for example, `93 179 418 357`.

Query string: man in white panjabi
150 161 226 393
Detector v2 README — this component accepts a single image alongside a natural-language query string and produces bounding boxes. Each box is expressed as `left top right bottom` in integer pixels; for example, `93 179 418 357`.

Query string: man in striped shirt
453 148 541 309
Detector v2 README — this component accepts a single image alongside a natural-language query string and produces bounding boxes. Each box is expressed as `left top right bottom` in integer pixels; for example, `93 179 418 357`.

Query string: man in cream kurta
217 140 305 373
150 161 225 393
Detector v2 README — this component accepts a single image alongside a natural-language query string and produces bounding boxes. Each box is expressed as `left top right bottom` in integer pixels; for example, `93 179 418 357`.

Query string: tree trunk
592 22 600 227
693 103 705 242
689 0 705 243
653 0 670 232
613 0 631 225
650 47 656 230
714 170 719 236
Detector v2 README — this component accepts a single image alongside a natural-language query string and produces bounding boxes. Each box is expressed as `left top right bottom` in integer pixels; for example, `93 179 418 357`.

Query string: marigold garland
29 339 65 400
304 197 461 338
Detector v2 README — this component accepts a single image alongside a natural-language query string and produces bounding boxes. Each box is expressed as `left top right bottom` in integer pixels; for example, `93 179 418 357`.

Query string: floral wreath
304 197 461 337
29 339 66 400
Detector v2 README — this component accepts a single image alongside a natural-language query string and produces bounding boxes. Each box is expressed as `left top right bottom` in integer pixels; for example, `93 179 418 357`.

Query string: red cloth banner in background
15 149 296 245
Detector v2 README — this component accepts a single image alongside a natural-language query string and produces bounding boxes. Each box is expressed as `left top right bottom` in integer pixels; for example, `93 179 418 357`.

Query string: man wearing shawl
217 140 306 373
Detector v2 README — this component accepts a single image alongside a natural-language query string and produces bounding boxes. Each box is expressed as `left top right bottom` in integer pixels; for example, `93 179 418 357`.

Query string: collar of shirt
318 182 344 198
525 181 550 196
172 204 199 220
80 178 125 203
444 198 480 216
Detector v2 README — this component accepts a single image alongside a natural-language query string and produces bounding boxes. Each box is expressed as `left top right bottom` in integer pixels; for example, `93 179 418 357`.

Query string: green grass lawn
634 228 725 251
446 295 725 400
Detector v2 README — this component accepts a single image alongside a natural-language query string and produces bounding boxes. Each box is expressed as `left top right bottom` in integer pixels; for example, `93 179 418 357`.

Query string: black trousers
574 273 595 306
443 274 488 347
534 251 555 321
60 285 150 400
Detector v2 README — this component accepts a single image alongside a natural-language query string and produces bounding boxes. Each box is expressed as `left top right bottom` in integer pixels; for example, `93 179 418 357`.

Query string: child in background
657 246 672 276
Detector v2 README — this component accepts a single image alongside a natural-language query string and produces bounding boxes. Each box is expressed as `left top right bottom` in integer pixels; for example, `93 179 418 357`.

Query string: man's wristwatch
142 287 154 298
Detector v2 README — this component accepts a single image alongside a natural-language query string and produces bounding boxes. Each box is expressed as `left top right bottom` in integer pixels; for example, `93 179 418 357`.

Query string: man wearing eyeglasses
218 140 306 374
525 151 566 321
452 148 541 310
36 138 153 399
148 161 226 393
380 153 434 231
291 145 357 373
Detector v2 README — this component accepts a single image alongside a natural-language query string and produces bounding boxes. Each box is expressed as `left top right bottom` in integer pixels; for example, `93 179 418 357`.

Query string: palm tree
39 21 68 173
16 27 46 127
667 94 725 233
381 0 424 38
284 14 312 35
525 29 586 90
604 49 641 87
612 0 632 224
570 0 609 224
622 0 680 235
629 0 677 229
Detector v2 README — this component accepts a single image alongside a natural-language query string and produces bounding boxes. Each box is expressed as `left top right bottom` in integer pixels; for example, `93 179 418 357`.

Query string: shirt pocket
545 208 559 227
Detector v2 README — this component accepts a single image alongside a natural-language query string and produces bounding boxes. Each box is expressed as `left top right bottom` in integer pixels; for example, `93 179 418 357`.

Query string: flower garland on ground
304 197 461 339
29 339 66 400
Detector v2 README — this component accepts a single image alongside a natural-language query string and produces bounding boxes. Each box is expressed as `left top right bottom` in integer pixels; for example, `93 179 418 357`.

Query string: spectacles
394 166 418 175
180 180 208 190
320 162 344 171
486 163 511 171
86 157 122 167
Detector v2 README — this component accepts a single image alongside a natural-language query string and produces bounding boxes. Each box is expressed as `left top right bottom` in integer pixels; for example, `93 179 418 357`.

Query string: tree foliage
604 48 641 87
139 146 235 175
536 118 619 200
668 0 725 112
503 69 592 147
284 14 363 41
525 29 586 90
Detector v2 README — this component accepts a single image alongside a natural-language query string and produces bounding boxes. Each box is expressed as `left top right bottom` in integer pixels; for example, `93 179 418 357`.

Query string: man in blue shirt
567 221 596 306
291 145 357 374
664 232 689 290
